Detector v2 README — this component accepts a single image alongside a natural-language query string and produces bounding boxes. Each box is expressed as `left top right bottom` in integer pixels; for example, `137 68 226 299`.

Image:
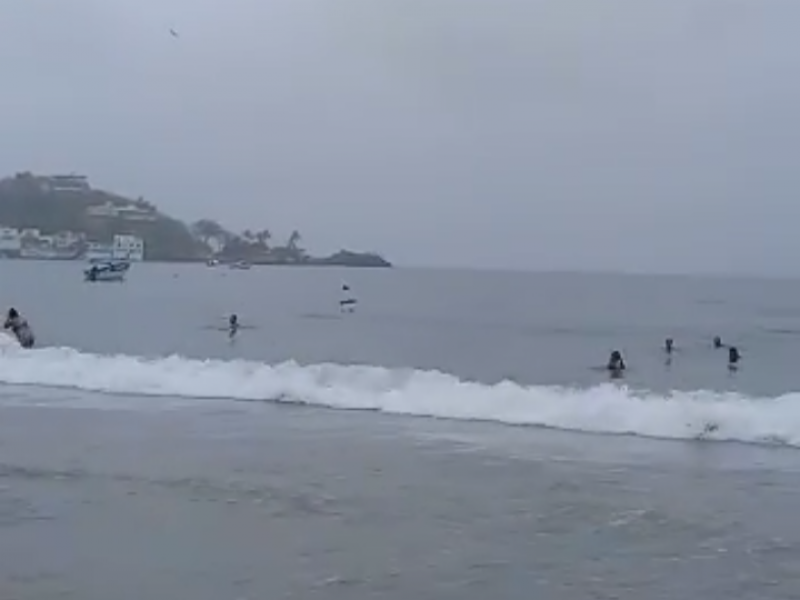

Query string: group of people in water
606 335 740 377
0 304 745 382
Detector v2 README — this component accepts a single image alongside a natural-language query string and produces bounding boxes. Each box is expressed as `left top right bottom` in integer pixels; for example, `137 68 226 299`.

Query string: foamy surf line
0 339 798 446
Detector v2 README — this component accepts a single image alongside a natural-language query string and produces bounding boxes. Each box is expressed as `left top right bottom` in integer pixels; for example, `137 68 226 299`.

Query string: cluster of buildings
0 228 145 262
0 173 152 262
85 201 157 221
37 174 91 193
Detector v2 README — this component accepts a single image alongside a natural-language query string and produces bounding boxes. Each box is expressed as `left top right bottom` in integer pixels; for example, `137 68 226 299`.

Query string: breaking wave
0 335 797 446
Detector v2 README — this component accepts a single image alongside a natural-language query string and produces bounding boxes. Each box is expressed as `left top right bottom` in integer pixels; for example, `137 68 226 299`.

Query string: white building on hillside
84 242 113 262
87 201 156 221
0 227 21 253
116 205 156 221
84 235 145 262
86 203 118 218
83 235 145 262
53 230 83 248
39 174 90 193
113 234 145 261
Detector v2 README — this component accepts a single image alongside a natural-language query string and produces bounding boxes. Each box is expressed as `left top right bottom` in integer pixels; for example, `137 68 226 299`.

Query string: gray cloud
0 0 798 272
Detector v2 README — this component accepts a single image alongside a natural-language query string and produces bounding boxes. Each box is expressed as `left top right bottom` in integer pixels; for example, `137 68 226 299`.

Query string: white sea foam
0 335 796 446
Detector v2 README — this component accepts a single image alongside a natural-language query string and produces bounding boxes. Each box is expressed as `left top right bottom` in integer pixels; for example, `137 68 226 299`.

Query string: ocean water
1 261 800 598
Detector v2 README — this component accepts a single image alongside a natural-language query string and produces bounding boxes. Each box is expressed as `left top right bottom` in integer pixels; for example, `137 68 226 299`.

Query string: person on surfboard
4 308 35 348
340 283 356 313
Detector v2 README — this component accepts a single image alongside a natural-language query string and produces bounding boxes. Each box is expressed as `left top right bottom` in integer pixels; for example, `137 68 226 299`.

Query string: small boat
206 258 220 267
229 260 252 270
84 259 131 282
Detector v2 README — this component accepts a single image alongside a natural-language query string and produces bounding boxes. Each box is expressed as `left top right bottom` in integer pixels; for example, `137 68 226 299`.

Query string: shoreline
0 256 393 268
0 398 790 599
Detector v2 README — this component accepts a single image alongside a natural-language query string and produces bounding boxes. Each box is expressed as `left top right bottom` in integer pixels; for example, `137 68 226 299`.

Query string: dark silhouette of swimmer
713 336 724 349
663 338 674 367
4 308 34 348
228 314 239 338
728 346 740 369
607 350 626 375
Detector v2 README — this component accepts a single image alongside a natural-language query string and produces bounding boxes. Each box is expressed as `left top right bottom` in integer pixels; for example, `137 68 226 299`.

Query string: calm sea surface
0 261 799 599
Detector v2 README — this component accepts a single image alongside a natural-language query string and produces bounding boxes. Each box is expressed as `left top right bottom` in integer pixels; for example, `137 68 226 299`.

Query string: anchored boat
229 260 252 270
84 259 131 282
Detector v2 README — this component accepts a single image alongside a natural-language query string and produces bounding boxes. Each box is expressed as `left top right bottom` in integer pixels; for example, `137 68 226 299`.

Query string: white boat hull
84 260 131 282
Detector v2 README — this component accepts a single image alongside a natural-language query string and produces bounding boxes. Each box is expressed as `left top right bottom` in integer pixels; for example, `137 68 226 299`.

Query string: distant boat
206 258 219 267
229 260 251 270
84 259 131 282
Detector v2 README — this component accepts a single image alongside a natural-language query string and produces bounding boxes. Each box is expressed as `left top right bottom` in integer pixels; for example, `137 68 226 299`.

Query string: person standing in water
228 314 239 339
607 350 626 377
728 346 740 370
4 308 34 348
664 338 675 366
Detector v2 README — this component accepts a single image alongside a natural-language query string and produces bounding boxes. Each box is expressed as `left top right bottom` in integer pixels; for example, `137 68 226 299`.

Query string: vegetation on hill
191 220 305 264
307 250 392 268
189 219 391 267
0 172 392 266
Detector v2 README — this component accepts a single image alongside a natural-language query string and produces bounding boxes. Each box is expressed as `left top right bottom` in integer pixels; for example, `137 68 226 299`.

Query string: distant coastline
0 172 392 268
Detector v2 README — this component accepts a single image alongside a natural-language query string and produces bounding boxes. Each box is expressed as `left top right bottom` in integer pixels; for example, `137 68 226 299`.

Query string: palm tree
255 229 271 248
287 230 302 251
191 219 226 244
191 219 231 254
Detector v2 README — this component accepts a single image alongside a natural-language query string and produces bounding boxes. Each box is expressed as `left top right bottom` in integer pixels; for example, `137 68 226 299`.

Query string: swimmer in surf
728 346 740 370
607 350 626 377
228 314 239 338
4 308 34 348
664 338 674 366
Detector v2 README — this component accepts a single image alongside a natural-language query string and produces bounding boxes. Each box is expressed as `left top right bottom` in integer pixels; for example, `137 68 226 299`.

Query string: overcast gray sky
0 0 797 273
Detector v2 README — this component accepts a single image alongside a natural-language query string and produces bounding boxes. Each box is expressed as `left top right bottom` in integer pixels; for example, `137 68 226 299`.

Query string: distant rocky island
0 172 391 267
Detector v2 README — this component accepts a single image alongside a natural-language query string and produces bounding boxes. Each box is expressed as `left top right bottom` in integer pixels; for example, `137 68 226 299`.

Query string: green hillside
0 172 203 261
0 172 392 267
